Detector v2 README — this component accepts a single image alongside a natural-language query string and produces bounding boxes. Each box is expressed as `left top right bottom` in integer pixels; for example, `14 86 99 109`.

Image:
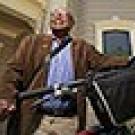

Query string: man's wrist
128 56 133 61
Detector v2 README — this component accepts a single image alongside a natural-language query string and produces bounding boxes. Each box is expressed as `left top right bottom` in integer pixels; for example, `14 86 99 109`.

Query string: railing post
77 86 86 132
15 93 22 135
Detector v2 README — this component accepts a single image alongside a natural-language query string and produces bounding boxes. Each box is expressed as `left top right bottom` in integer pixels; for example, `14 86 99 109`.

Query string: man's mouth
55 19 65 25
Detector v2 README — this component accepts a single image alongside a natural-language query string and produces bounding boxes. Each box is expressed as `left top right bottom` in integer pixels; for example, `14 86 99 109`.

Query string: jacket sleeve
85 40 129 71
1 35 32 100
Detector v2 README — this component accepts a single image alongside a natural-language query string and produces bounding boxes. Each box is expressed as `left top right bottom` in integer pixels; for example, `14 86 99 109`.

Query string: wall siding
68 0 135 45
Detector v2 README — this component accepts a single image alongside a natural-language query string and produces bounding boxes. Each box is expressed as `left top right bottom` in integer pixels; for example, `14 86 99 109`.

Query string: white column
49 0 68 11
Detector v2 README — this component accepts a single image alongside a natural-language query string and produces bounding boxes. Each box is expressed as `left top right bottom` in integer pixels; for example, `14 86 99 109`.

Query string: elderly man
0 8 129 135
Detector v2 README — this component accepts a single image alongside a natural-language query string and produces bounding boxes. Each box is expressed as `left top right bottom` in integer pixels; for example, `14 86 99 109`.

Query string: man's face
50 9 70 30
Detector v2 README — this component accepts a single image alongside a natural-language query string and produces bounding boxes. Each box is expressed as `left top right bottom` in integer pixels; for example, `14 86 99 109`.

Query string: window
95 20 135 56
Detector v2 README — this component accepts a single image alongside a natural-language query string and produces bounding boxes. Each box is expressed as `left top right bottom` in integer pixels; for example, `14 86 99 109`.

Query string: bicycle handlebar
17 79 87 100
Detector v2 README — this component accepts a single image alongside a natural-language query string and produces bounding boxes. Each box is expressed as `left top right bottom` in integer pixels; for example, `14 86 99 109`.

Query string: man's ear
68 13 75 29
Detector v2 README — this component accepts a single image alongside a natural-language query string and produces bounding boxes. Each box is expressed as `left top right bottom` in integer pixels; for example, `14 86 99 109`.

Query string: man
0 8 129 135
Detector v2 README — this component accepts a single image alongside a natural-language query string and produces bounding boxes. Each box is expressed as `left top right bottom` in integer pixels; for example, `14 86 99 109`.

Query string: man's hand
0 99 15 121
129 56 135 66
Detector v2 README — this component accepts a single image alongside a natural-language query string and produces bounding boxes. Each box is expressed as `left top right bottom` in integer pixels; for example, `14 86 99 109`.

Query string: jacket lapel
41 35 52 86
71 38 80 79
71 38 87 79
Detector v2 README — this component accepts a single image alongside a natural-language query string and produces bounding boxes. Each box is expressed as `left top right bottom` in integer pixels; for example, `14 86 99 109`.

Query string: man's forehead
51 8 68 16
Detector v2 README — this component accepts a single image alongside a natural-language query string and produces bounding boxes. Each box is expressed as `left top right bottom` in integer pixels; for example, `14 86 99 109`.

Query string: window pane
102 30 131 56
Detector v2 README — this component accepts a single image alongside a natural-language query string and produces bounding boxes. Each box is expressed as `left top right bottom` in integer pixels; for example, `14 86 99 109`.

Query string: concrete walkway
34 99 99 135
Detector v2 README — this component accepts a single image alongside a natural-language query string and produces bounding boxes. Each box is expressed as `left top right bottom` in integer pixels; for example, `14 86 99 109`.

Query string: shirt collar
52 34 70 41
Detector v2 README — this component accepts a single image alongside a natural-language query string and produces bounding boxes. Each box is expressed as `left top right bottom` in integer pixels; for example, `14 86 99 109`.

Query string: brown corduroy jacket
1 34 128 135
